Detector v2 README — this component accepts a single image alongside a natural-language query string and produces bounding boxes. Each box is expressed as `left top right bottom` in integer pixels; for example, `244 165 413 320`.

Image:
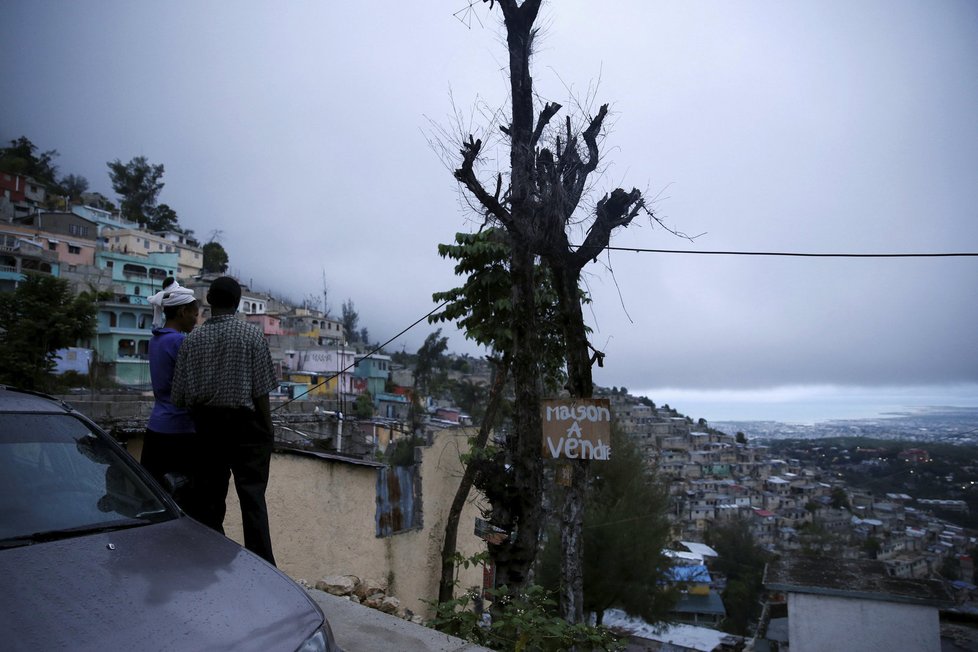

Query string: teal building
93 249 178 386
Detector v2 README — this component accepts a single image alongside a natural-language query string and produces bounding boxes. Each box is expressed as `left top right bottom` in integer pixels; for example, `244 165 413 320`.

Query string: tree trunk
490 239 546 591
550 258 595 624
438 357 510 604
559 461 587 623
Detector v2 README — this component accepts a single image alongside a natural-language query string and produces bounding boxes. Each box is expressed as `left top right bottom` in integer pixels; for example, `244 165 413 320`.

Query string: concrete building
0 224 61 291
92 248 178 385
354 352 392 399
764 556 952 652
101 226 202 281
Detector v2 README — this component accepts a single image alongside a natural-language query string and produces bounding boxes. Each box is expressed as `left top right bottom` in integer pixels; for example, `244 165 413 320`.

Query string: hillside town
5 183 978 649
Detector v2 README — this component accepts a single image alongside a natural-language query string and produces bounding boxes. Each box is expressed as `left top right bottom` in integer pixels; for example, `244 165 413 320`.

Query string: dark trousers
141 430 208 523
190 407 276 566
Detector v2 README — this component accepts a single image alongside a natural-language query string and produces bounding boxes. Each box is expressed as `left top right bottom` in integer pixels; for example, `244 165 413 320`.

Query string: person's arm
254 393 274 436
170 339 190 408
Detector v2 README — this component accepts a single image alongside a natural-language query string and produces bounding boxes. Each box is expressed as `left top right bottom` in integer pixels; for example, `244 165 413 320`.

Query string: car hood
0 517 323 652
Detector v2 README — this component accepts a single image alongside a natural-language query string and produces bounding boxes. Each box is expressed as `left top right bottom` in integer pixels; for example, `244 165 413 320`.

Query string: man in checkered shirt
172 276 278 565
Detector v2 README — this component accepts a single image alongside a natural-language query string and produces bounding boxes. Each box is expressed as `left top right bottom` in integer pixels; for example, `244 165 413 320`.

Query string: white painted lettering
565 438 579 459
546 437 563 458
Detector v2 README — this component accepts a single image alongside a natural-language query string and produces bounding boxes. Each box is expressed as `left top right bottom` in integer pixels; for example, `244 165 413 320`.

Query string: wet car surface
0 387 340 651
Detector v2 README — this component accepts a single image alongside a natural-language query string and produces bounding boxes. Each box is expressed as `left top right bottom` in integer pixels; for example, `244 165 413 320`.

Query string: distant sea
633 384 978 425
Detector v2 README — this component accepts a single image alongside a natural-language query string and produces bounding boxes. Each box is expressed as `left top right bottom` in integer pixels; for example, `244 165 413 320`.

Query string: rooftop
764 556 953 607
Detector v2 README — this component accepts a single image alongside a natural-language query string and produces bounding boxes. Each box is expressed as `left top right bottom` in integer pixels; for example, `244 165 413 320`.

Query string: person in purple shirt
143 279 201 517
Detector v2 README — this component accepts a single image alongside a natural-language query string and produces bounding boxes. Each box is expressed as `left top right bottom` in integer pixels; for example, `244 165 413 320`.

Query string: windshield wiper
2 518 158 548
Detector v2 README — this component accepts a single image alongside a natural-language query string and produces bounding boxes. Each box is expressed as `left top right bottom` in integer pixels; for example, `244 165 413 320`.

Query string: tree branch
454 135 513 227
532 101 562 148
570 187 643 270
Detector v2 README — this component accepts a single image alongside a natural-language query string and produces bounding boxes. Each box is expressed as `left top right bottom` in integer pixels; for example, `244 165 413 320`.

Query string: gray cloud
3 0 977 418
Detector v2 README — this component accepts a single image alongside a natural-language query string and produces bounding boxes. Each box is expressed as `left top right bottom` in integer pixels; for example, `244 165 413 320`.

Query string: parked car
0 386 341 651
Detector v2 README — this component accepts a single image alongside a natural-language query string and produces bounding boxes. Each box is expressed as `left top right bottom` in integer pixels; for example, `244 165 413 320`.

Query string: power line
272 245 976 410
597 246 978 258
272 298 451 411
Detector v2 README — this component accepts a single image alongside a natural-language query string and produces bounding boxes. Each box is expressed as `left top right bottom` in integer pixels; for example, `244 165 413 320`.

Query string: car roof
0 386 73 414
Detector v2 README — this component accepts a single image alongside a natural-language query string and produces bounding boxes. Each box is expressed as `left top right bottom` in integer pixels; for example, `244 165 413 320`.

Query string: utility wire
597 246 978 258
272 297 452 411
272 245 976 411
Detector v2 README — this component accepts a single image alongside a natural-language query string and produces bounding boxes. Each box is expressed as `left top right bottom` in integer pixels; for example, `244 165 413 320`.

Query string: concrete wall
787 592 940 652
221 427 488 618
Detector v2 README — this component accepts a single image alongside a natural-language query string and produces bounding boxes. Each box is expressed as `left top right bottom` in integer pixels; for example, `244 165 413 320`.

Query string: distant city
714 406 978 444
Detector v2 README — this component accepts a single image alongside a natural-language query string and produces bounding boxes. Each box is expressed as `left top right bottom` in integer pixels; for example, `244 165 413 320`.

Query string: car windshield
0 413 173 544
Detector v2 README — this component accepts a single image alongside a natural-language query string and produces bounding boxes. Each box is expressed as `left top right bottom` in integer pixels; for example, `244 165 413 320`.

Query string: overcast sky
3 1 977 422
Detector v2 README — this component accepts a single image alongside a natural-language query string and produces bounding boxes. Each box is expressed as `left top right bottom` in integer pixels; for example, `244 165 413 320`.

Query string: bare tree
453 0 678 623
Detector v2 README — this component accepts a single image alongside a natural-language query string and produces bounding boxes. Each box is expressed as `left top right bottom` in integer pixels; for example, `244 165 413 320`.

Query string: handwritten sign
541 398 612 461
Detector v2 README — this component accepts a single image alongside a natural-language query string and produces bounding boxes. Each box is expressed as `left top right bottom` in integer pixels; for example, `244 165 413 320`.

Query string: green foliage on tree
705 518 771 635
59 173 89 200
428 580 623 652
341 299 359 342
430 228 571 391
0 276 97 390
353 392 374 419
414 329 449 396
107 155 165 225
445 377 489 423
830 486 851 510
0 136 59 184
429 228 582 607
537 428 676 625
862 536 882 559
148 203 180 233
201 241 229 273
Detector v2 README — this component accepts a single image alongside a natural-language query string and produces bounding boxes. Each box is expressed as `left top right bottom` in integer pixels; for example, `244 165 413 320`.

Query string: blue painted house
93 249 178 386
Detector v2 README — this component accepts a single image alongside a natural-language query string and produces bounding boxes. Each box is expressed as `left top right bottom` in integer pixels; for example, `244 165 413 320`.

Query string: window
133 286 140 296
48 242 57 251
117 339 136 357
68 245 80 255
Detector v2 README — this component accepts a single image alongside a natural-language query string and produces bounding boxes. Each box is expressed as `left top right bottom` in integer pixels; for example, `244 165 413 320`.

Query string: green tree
148 203 180 233
0 136 59 184
830 486 851 510
453 1 691 621
414 329 448 396
341 299 359 342
202 241 229 273
107 155 165 224
0 276 97 390
429 227 569 605
538 428 676 625
353 392 374 419
59 173 89 201
705 518 770 635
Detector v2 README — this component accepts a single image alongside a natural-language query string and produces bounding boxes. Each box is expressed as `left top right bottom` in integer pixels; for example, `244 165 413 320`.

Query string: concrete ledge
307 589 491 652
